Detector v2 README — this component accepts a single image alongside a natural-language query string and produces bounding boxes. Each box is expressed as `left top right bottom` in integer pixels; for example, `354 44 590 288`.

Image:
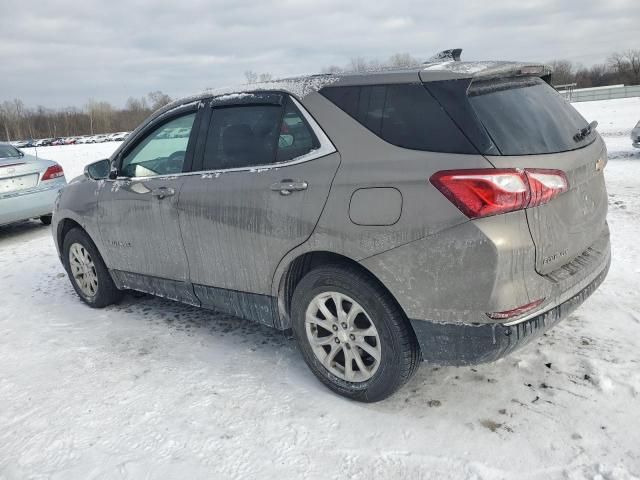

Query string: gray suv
53 56 610 401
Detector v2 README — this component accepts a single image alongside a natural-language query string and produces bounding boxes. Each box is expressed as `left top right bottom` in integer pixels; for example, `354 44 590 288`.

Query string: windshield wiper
574 120 598 142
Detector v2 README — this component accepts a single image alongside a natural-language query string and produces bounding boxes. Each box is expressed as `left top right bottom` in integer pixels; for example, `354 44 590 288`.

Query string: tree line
0 91 172 142
548 49 639 87
2 49 638 142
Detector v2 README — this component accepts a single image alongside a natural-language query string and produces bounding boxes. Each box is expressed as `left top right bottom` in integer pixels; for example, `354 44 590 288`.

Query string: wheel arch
56 217 105 262
57 218 84 252
274 250 410 331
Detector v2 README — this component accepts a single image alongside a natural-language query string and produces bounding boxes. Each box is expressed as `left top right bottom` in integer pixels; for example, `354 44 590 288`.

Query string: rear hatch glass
468 77 595 155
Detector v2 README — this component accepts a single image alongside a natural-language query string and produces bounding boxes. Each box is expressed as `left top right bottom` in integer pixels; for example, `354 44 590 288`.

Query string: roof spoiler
425 48 462 64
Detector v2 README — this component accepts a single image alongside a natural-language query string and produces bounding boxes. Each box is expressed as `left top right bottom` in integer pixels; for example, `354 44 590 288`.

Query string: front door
98 108 201 303
178 94 339 322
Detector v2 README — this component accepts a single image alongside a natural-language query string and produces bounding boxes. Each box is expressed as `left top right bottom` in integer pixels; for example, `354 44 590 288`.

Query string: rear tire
40 215 52 225
291 264 421 402
62 228 122 308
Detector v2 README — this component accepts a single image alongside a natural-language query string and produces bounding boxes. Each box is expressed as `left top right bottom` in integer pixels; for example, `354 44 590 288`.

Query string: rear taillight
486 298 545 320
430 168 568 219
41 164 64 181
526 169 568 206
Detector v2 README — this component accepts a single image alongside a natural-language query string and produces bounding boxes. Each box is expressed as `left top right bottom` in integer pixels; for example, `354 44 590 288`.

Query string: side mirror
84 159 112 180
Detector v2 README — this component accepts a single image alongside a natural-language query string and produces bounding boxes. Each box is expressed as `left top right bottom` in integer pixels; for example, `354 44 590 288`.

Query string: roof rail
425 48 462 64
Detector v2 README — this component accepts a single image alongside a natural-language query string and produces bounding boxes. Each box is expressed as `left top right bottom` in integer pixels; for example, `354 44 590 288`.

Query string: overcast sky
1 0 638 109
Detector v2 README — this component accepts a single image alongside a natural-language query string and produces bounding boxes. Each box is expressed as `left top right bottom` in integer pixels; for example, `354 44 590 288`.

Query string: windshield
469 77 594 155
0 144 23 159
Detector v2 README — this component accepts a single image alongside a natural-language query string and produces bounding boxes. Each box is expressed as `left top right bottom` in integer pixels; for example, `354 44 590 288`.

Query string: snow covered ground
1 98 639 479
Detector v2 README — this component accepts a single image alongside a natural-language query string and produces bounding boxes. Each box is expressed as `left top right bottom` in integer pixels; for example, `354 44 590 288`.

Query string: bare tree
147 91 172 111
258 73 273 82
0 104 11 141
548 60 574 86
608 49 640 85
387 52 420 68
348 57 369 72
244 70 258 84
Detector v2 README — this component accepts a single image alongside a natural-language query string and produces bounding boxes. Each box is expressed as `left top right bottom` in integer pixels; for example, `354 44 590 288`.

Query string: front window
120 112 196 178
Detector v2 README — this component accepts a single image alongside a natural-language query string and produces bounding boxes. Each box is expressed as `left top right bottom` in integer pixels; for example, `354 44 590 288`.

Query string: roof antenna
425 48 463 64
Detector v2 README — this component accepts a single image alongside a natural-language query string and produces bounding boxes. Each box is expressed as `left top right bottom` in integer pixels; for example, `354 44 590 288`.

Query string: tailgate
491 137 608 274
462 75 609 275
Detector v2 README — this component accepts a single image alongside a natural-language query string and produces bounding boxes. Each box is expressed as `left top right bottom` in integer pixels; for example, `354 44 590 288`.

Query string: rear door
178 93 339 313
97 105 202 302
466 76 608 274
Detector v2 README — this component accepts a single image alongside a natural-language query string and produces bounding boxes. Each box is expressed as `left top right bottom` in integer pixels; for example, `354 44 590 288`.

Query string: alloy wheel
305 292 381 382
69 243 98 297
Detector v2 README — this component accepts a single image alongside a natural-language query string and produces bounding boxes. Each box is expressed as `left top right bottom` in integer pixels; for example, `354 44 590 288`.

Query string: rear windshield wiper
574 120 598 142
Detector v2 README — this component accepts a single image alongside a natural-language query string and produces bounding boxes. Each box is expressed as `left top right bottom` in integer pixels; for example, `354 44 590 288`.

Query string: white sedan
0 143 67 226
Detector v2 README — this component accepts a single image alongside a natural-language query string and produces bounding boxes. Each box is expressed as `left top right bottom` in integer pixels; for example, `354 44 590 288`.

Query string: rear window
320 84 477 154
469 77 593 155
0 145 22 158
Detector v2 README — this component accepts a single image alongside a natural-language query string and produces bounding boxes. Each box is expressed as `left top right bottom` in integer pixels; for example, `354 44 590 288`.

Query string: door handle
151 187 175 199
270 179 308 196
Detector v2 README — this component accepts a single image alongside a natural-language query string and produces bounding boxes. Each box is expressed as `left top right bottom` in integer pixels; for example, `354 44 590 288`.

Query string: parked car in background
53 55 610 402
632 120 640 148
111 132 129 141
35 138 52 147
0 143 66 226
13 139 35 148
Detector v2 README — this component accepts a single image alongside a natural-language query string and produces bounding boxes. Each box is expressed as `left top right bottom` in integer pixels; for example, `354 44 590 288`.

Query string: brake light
430 168 568 219
41 164 64 181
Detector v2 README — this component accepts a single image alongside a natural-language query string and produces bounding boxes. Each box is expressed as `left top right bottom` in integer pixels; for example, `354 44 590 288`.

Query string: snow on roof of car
421 60 552 80
207 75 339 100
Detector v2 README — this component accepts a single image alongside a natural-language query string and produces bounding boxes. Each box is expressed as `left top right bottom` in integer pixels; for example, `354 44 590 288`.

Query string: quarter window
320 83 477 154
277 99 320 163
120 112 196 178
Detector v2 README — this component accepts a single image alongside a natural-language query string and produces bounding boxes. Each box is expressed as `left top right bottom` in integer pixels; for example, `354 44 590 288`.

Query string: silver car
52 55 610 401
0 143 66 226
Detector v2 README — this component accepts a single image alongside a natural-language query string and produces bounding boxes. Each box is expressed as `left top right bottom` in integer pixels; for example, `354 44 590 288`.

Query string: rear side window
202 105 282 170
320 84 477 154
469 77 593 155
0 144 22 158
202 98 320 170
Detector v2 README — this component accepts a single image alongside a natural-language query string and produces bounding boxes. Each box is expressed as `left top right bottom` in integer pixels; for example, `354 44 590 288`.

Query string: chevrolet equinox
53 53 610 402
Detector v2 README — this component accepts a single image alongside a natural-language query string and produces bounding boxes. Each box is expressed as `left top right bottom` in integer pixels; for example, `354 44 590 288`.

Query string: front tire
62 228 122 308
291 264 421 402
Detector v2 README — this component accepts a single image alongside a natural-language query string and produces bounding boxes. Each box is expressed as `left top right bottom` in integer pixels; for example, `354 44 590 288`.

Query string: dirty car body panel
53 58 610 371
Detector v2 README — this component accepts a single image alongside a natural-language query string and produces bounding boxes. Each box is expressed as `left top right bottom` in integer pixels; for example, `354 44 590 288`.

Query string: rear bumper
410 253 610 366
0 180 65 226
